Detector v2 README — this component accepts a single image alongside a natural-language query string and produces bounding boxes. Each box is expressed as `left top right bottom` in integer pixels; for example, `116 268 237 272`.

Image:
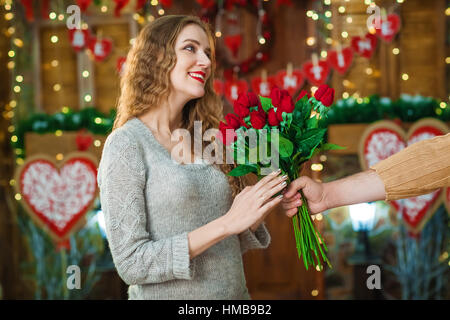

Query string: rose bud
276 95 294 121
269 86 283 107
314 84 329 100
233 99 250 118
247 92 261 108
320 87 335 107
268 108 280 126
250 110 267 129
225 113 242 129
296 90 309 101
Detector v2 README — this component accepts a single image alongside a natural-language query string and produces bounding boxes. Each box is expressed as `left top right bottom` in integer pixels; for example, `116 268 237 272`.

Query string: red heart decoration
375 13 401 43
76 0 92 12
327 47 354 75
302 60 330 86
359 119 449 234
213 79 224 96
88 37 113 62
274 70 304 97
224 34 242 58
224 79 249 106
14 153 98 241
68 29 90 52
251 76 277 97
75 129 94 151
351 33 378 59
116 56 127 75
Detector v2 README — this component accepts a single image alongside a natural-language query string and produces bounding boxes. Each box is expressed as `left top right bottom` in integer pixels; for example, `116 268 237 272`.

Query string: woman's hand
222 169 287 236
281 176 328 217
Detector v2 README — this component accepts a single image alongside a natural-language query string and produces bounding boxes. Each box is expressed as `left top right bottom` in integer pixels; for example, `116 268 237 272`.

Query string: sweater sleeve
97 129 194 285
370 133 450 201
238 223 271 255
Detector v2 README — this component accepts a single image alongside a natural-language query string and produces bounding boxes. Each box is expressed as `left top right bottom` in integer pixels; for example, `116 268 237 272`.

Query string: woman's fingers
259 193 283 213
281 196 303 209
253 169 281 192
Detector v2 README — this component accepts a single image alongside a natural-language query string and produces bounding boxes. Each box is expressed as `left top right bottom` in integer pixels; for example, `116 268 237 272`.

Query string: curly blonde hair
112 15 248 198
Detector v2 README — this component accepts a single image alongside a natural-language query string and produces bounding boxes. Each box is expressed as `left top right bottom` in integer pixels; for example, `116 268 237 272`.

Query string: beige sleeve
370 133 450 201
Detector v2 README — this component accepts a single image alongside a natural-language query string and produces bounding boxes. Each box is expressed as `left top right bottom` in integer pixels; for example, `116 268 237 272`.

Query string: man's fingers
284 176 309 198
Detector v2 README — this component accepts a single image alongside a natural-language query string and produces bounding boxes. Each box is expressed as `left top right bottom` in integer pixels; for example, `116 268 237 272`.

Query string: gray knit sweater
97 117 271 300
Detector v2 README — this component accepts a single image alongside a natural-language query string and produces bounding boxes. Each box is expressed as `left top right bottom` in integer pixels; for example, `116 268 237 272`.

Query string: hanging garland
200 0 274 77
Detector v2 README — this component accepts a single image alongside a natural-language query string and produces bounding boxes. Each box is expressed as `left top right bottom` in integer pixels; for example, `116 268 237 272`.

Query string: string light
82 70 89 78
94 140 102 147
402 73 409 81
58 14 64 21
306 37 316 46
15 193 22 201
49 12 57 20
445 57 450 64
55 130 63 136
84 94 92 102
341 31 348 38
13 38 23 47
343 92 349 98
50 35 59 43
392 48 400 55
51 59 59 67
311 289 319 296
15 75 23 82
101 6 108 12
215 31 222 38
158 8 165 15
5 12 13 20
446 7 450 16
346 17 352 23
56 153 64 161
338 6 346 13
151 0 158 5
258 36 266 44
8 50 15 57
53 84 61 92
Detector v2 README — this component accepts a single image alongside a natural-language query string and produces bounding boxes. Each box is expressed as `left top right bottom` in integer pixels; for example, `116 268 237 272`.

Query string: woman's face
169 24 212 101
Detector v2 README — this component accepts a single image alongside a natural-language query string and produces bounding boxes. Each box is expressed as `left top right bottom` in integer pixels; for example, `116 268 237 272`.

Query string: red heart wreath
359 119 449 234
14 153 99 242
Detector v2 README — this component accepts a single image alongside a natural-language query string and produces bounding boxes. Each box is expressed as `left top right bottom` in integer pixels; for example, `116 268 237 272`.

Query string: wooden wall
0 0 447 300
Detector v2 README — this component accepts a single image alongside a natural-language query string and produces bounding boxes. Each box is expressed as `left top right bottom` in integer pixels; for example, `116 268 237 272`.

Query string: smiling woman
96 15 286 300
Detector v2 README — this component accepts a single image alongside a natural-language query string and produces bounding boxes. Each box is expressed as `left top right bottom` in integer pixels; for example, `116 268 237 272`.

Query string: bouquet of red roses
217 84 343 270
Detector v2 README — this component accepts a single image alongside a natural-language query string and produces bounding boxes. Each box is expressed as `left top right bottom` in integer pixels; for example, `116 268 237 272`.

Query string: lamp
348 202 380 264
347 202 383 300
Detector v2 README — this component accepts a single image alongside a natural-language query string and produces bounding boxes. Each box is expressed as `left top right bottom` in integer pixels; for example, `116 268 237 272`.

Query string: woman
97 15 287 299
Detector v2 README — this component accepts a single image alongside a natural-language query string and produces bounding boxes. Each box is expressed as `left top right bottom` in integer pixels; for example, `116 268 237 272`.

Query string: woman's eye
185 45 195 52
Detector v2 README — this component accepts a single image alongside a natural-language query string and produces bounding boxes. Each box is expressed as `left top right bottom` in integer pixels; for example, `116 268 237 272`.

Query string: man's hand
280 176 328 217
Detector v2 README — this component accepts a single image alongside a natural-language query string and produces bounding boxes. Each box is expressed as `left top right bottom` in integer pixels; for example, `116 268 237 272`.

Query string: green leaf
278 135 294 158
320 143 346 151
227 164 258 177
260 96 272 112
306 115 318 129
297 128 327 156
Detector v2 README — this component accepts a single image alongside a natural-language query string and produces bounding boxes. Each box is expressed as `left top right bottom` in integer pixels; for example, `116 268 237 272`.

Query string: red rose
249 110 266 129
233 92 261 117
320 87 335 107
233 99 250 118
275 95 294 121
296 90 309 101
247 92 260 108
314 84 329 100
313 84 335 107
225 113 241 129
269 86 283 107
268 108 280 126
218 121 237 145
